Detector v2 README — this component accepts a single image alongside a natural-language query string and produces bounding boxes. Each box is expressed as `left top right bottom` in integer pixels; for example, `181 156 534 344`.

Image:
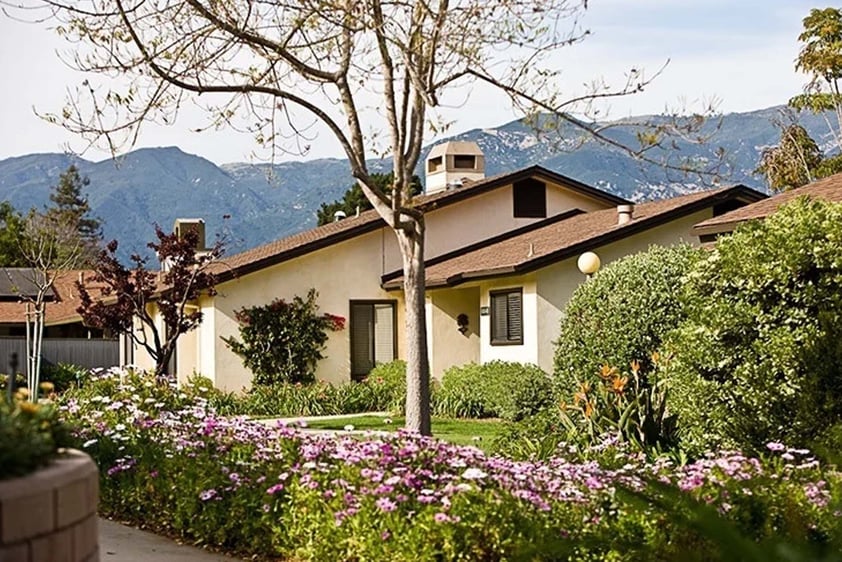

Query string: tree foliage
665 198 842 455
317 173 421 226
756 123 824 192
76 226 222 378
0 202 29 267
223 289 345 385
44 165 102 263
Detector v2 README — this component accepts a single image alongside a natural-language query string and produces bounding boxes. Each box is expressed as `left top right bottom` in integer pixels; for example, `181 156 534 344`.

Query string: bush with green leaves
223 289 345 385
666 198 842 455
42 362 89 393
366 360 407 414
433 361 553 421
1 392 73 479
554 244 701 396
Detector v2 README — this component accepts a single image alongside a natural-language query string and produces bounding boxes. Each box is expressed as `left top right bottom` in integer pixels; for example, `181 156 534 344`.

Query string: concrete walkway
99 518 240 561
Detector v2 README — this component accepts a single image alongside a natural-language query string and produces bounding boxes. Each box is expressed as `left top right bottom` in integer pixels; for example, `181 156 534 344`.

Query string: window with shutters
350 300 397 379
512 179 547 218
490 289 523 345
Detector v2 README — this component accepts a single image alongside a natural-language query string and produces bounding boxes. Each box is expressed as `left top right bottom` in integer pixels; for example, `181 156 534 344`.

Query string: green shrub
42 363 88 393
0 395 73 479
433 363 489 418
366 360 407 414
554 244 701 396
238 382 340 417
222 289 345 385
433 361 553 421
666 198 842 455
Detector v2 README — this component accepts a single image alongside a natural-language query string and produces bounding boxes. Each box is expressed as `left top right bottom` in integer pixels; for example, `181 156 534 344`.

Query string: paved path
99 518 240 561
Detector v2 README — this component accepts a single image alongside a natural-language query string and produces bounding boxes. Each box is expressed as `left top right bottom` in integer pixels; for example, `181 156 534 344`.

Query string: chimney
173 218 207 252
617 204 634 225
424 140 485 194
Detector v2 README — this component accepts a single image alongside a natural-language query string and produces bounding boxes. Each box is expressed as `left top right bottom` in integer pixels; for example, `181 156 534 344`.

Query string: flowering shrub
223 289 345 385
58 367 842 560
1 387 73 479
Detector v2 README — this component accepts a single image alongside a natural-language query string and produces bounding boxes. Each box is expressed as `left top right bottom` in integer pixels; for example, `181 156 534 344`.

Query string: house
693 172 842 240
128 143 766 391
0 269 118 370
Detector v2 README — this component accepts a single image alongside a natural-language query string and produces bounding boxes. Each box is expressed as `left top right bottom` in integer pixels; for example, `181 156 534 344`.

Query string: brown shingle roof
212 166 631 281
0 270 104 325
383 185 764 289
693 173 842 235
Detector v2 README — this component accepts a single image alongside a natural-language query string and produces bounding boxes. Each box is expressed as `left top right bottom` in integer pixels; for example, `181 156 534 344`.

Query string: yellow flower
39 382 55 393
18 401 40 415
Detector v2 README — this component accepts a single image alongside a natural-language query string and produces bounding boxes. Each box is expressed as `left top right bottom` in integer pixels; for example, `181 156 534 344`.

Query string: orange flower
573 381 591 405
630 360 640 374
583 400 594 419
612 376 628 395
598 365 617 380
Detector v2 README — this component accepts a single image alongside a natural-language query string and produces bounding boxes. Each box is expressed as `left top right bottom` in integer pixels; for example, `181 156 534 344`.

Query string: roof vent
617 204 634 225
334 210 347 222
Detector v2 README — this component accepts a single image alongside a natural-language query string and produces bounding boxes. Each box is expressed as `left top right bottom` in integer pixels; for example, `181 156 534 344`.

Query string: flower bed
60 368 842 560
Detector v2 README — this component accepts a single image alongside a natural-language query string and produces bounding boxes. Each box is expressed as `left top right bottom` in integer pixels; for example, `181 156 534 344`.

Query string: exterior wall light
577 251 601 279
457 313 469 335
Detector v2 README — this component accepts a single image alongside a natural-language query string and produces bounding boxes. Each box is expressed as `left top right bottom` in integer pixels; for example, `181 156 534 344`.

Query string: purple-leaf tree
77 226 223 379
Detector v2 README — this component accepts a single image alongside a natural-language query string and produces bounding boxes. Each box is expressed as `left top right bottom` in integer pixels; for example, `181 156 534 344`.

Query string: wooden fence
0 337 119 372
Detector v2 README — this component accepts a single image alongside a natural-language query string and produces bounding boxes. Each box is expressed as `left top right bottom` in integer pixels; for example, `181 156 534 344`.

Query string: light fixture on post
577 251 601 279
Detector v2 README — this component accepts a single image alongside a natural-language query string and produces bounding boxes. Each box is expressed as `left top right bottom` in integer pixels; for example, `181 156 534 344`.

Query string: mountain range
0 105 832 260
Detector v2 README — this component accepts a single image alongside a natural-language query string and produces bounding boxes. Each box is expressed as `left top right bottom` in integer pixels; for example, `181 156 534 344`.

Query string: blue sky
0 1 823 165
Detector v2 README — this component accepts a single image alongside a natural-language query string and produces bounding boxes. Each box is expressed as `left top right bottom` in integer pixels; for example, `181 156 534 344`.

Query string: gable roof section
213 166 630 281
693 173 842 236
382 185 765 290
0 269 55 301
0 270 104 326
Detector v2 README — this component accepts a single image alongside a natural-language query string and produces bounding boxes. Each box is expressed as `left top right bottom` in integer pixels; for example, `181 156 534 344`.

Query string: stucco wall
534 209 712 374
428 287 480 378
383 181 615 272
209 229 403 391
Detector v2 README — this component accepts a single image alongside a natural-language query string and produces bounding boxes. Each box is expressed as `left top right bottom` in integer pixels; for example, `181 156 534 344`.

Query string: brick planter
0 450 99 562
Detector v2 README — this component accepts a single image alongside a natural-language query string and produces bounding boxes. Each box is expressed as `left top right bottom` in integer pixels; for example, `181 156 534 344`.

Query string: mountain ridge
0 105 831 259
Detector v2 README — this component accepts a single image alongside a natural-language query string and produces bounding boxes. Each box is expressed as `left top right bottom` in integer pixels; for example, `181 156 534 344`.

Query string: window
512 179 547 218
453 154 477 169
427 156 443 173
350 301 397 379
490 289 523 345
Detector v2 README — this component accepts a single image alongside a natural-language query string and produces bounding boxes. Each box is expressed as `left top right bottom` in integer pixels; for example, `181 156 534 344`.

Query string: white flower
344 424 355 431
115 423 126 431
461 468 487 480
82 439 97 448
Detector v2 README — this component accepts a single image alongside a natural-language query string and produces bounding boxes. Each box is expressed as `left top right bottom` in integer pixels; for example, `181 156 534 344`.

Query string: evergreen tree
0 201 28 267
317 173 422 226
45 165 102 263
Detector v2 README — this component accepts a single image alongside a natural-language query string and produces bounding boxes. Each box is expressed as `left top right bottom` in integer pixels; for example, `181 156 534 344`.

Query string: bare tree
20 0 713 433
14 213 83 399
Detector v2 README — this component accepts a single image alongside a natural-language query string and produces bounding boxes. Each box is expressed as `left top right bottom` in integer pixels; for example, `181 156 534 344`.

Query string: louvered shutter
507 291 523 342
492 293 509 342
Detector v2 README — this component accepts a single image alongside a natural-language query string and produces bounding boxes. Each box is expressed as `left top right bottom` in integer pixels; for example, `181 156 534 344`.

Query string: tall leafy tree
317 173 421 226
45 165 102 263
32 0 714 434
758 8 842 191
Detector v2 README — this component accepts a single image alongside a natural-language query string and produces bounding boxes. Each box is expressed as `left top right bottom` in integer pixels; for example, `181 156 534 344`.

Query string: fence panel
0 337 119 372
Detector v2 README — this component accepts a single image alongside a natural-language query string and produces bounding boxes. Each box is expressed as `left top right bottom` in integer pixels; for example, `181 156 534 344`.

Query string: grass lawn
302 415 502 450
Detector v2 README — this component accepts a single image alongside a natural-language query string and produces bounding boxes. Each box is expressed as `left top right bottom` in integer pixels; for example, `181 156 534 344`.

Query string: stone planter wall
0 450 99 562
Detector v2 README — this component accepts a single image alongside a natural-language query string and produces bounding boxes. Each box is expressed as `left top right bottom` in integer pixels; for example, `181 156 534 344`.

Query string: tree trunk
396 219 431 436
